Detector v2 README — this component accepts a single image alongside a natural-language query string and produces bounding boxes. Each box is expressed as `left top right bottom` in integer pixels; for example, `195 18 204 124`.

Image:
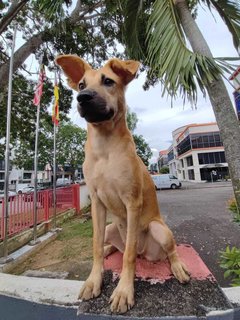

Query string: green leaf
224 269 233 279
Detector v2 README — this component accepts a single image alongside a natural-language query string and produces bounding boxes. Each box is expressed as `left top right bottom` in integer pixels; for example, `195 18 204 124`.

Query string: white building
168 122 229 182
0 160 52 191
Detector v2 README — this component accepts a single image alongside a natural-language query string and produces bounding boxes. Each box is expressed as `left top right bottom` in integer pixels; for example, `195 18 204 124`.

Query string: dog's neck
86 108 134 157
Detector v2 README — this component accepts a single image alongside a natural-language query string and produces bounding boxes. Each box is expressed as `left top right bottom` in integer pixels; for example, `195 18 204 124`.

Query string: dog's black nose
77 90 96 103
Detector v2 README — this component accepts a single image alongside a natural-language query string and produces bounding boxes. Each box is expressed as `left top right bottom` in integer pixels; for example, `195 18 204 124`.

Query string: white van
151 174 182 190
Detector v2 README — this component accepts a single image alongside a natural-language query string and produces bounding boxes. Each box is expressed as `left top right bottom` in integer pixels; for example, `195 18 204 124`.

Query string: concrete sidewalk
181 180 233 190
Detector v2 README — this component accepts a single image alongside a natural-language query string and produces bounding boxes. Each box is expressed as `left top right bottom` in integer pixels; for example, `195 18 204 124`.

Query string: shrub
219 246 240 287
160 166 169 174
228 197 240 223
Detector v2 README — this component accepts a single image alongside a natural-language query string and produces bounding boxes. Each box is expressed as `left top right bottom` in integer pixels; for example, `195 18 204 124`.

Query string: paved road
157 181 239 287
0 295 79 320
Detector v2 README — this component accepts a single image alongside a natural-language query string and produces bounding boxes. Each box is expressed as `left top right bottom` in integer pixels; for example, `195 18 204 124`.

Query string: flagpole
53 119 57 230
31 102 41 245
0 26 17 263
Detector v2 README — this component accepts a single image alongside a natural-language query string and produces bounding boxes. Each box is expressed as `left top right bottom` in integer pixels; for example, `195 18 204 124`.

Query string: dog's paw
109 282 134 314
78 278 102 301
171 261 190 284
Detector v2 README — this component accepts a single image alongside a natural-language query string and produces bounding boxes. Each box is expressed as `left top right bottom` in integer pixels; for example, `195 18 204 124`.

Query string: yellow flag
52 81 59 126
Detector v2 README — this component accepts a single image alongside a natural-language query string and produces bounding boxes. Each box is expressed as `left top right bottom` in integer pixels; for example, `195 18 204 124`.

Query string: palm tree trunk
175 0 240 209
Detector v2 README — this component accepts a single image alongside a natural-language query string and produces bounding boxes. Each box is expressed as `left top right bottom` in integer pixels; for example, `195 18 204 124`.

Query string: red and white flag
33 64 46 106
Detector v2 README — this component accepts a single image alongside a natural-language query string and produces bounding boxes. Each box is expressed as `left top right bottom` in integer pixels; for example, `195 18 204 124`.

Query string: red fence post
72 184 80 214
1 199 5 240
44 190 50 221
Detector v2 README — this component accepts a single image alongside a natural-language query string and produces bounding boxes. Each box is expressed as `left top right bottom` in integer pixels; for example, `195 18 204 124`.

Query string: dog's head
55 55 140 124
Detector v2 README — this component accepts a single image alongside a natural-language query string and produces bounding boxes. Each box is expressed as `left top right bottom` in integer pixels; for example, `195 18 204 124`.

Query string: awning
202 163 226 169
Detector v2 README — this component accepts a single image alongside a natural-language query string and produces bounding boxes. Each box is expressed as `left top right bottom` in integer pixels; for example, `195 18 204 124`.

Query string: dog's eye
103 78 115 86
79 82 85 90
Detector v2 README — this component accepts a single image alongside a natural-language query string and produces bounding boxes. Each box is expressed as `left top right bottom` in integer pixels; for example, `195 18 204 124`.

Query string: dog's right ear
55 55 91 91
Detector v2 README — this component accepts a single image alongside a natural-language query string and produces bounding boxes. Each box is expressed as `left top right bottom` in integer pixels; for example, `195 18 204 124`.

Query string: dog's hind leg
104 223 125 257
79 197 106 300
104 244 118 257
148 220 190 283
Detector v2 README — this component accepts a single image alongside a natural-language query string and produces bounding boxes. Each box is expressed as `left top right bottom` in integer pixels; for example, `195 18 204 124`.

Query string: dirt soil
12 217 93 281
78 270 232 317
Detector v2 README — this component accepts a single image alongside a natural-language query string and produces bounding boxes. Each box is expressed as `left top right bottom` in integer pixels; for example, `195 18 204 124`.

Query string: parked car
56 178 71 187
16 184 34 194
151 174 182 190
0 190 17 202
22 186 46 202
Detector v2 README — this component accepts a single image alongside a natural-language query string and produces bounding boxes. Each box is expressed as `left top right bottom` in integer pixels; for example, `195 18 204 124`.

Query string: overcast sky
68 5 239 163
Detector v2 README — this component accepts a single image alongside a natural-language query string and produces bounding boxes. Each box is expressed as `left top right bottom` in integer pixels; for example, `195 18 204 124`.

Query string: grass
228 197 240 223
57 217 93 241
56 216 93 260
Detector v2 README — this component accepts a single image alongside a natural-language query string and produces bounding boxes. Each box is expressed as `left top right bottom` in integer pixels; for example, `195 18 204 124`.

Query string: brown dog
55 55 190 314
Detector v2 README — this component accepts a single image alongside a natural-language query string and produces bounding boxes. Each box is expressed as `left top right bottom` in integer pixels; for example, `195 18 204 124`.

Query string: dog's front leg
79 196 106 300
110 204 140 314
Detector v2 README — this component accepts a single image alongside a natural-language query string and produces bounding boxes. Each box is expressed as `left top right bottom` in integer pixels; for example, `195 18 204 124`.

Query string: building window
188 169 195 180
186 155 193 166
191 132 223 149
168 150 174 162
0 172 4 180
198 151 226 165
23 172 32 180
177 132 223 156
181 159 184 168
0 160 5 170
177 136 191 156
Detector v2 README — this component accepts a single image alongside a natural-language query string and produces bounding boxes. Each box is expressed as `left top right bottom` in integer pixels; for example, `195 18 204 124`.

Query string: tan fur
55 55 190 314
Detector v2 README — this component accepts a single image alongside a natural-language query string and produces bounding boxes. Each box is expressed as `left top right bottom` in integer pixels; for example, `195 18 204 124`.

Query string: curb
0 273 239 319
0 231 58 273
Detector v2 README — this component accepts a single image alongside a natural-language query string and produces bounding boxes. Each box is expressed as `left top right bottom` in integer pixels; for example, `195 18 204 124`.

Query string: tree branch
0 32 44 87
0 0 28 35
81 12 101 21
0 0 105 88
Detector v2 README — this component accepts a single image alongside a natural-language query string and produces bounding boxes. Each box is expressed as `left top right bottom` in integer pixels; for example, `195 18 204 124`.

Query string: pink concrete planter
78 245 238 319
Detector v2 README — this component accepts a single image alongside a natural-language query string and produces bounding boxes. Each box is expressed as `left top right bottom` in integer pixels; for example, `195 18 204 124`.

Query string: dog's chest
84 156 127 217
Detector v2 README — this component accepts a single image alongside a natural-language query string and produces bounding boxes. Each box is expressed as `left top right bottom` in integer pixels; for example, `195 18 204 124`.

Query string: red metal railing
0 184 80 240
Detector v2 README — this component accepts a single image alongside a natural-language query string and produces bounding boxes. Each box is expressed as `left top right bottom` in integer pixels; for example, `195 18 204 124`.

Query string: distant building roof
159 150 168 156
177 122 217 140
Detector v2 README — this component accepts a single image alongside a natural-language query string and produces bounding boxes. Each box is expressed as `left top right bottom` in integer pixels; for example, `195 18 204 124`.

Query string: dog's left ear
106 59 140 85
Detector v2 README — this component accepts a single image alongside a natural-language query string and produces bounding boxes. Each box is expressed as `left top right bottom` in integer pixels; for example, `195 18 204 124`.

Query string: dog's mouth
77 91 114 123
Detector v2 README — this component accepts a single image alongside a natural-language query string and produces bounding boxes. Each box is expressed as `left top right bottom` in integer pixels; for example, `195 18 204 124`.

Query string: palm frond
121 0 146 59
145 0 239 102
35 0 71 25
201 0 240 52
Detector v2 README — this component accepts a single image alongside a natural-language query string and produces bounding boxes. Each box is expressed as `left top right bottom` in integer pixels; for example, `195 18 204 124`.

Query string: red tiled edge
104 244 215 283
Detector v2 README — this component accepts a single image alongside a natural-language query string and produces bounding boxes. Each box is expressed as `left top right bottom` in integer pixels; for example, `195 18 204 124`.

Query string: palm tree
123 0 240 209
